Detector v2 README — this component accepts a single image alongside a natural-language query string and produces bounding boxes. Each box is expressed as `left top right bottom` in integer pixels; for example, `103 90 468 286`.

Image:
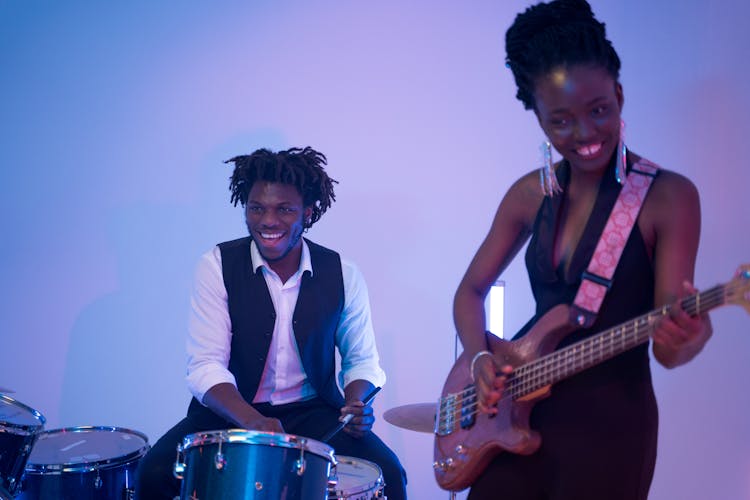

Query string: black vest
187 237 346 425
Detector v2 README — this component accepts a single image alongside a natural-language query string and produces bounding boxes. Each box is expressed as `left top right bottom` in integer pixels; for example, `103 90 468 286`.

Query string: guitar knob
455 445 466 455
445 457 455 468
433 460 446 471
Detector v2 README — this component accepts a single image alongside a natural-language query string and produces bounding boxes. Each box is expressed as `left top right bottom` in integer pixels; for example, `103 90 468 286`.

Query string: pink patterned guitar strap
570 159 660 328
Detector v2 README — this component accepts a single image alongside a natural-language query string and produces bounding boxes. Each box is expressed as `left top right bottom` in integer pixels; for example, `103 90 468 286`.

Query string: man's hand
238 414 285 433
203 383 285 433
340 400 375 438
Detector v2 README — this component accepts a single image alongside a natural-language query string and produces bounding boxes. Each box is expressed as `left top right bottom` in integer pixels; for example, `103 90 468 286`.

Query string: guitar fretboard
506 284 726 399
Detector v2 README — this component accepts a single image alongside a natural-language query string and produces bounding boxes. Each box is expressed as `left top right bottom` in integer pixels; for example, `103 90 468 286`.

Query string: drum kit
0 388 404 499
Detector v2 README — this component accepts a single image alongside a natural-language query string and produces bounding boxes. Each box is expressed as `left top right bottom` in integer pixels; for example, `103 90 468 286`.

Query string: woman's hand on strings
473 354 513 415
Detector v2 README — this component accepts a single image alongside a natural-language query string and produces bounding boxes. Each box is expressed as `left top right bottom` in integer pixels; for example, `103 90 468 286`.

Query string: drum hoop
182 428 336 463
0 394 46 433
25 426 150 473
330 456 384 495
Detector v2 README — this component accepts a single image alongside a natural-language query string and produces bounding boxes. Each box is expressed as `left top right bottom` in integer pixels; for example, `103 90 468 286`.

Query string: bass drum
175 429 335 500
18 426 150 500
0 394 45 497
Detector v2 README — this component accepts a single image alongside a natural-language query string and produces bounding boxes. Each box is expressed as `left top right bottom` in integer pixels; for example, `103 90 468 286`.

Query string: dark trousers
135 398 407 499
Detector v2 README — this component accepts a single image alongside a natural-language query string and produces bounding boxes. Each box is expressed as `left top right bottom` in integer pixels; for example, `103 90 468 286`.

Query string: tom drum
0 394 45 497
18 426 149 500
175 429 336 500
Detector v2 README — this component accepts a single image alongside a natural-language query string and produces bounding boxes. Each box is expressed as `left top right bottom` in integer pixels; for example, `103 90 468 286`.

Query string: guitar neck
507 283 727 400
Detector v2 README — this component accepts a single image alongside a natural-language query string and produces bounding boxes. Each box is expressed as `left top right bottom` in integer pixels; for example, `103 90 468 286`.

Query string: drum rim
24 425 150 474
329 455 384 495
0 394 46 433
182 428 336 463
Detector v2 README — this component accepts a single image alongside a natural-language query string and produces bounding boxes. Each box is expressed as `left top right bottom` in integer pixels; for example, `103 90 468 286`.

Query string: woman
453 1 712 498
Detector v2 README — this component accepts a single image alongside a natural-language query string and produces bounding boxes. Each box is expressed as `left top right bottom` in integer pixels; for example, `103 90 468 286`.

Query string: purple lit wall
1 2 748 498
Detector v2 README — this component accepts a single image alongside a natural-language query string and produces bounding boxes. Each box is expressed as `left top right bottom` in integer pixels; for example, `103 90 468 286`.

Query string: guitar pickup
459 385 476 429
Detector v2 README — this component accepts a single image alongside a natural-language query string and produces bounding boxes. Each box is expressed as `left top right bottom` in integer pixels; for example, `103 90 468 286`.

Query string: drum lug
214 451 226 470
328 469 339 490
94 468 103 489
173 444 185 480
294 446 306 476
294 457 306 476
214 440 227 470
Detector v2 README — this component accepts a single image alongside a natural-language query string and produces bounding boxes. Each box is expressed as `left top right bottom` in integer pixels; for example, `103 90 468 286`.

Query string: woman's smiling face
534 64 623 174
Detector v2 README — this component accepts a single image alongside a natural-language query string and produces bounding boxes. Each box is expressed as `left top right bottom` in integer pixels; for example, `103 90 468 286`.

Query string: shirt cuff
339 364 386 391
186 366 238 405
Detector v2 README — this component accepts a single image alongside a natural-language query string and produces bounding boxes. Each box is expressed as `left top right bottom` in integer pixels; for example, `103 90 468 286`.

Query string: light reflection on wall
487 280 505 339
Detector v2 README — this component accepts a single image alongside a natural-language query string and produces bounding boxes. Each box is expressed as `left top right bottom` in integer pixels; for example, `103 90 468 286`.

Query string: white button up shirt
186 239 386 405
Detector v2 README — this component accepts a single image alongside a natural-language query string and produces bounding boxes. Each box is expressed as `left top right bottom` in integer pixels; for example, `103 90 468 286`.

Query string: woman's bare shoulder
501 168 546 227
649 166 699 206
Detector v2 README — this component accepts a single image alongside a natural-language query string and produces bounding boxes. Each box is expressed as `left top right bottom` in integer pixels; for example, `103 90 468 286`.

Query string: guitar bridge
435 395 456 435
435 385 478 436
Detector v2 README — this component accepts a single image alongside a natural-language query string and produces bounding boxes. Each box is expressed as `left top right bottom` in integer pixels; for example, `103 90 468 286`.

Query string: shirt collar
250 238 313 277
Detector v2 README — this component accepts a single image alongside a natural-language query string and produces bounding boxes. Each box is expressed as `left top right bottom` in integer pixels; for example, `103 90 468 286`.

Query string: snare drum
175 429 336 500
0 394 45 496
328 456 385 499
18 426 149 500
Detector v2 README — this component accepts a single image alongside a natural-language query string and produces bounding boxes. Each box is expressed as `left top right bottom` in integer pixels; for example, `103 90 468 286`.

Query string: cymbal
383 403 436 433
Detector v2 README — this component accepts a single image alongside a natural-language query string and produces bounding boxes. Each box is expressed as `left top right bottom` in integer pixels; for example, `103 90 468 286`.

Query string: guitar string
439 277 748 426
446 282 730 405
436 282 739 426
436 283 733 425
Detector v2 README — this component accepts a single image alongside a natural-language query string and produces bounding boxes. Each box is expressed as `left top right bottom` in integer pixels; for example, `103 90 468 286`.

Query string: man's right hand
239 414 285 433
203 383 285 433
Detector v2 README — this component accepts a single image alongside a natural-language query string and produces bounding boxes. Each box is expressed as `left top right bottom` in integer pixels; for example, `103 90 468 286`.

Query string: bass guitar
433 265 750 491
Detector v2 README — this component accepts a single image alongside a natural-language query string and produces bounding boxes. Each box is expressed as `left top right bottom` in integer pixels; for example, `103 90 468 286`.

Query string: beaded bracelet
470 350 493 382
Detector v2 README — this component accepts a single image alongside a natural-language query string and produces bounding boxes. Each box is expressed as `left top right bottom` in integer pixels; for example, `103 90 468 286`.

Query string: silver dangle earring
614 119 627 185
539 140 562 196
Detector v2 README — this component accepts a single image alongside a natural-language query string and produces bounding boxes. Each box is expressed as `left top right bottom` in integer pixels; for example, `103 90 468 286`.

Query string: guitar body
434 304 576 491
433 265 750 492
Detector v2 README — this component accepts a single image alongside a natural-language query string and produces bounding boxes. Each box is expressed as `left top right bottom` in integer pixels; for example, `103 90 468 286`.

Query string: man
135 146 406 499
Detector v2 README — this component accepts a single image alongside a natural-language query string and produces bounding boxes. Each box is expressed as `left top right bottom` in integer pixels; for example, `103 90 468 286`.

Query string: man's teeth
260 232 282 239
577 143 602 157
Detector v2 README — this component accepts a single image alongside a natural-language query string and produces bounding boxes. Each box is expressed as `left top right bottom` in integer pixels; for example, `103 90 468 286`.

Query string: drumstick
320 386 381 442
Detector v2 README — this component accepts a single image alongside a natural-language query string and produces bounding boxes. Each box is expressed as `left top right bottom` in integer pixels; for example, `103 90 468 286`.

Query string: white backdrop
1 1 748 498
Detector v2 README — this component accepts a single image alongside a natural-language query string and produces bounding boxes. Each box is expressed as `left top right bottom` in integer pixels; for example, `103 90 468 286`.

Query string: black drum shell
18 459 141 500
17 426 149 500
0 395 45 496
